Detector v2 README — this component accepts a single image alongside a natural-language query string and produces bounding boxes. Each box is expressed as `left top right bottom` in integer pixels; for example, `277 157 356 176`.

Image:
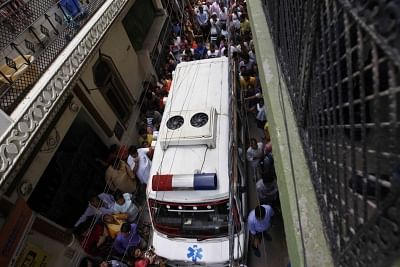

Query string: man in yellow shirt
102 213 128 239
138 128 153 147
240 14 251 35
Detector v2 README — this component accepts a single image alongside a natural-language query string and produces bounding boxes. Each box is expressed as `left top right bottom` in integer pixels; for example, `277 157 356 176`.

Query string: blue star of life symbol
187 245 203 262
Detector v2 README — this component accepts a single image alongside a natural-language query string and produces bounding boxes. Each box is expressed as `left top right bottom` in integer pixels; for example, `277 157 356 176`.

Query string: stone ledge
247 1 335 267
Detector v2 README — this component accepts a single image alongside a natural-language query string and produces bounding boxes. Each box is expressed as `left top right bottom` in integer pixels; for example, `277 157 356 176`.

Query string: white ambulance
147 57 247 266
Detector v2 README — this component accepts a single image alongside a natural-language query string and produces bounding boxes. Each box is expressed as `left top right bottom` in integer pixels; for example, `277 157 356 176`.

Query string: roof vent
190 112 209 127
166 115 184 130
159 107 218 149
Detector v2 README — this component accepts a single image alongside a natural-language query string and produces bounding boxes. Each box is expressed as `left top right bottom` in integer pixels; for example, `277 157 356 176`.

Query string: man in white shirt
128 146 152 184
75 193 114 227
248 204 274 257
218 2 228 25
112 190 140 222
256 99 267 129
207 44 220 58
246 138 264 169
209 12 221 44
239 54 255 72
209 0 221 16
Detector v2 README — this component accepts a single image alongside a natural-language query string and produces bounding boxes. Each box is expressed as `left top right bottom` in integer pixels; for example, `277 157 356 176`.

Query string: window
148 199 241 239
93 54 134 124
122 0 156 50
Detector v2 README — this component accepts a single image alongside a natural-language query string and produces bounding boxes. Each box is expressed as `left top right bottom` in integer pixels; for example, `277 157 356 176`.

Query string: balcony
0 0 106 114
0 0 130 191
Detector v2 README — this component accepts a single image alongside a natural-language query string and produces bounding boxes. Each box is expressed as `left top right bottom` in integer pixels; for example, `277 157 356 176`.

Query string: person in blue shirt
247 204 274 257
113 222 146 256
194 41 208 60
172 20 181 35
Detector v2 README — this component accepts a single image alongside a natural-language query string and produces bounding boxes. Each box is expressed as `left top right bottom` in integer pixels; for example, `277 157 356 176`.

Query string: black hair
141 141 149 147
121 222 131 233
138 128 147 135
89 195 100 204
79 257 94 267
128 145 138 155
146 91 154 100
242 70 252 78
113 190 124 201
262 168 276 184
146 110 155 117
255 205 266 220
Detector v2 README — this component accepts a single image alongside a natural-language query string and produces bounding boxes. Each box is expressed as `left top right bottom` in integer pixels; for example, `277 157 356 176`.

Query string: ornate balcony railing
262 0 400 266
0 0 129 192
0 0 106 114
0 0 55 51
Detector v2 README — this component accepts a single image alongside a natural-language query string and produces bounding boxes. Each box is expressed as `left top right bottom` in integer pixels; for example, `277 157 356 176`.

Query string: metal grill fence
0 0 55 51
262 0 400 266
0 0 105 114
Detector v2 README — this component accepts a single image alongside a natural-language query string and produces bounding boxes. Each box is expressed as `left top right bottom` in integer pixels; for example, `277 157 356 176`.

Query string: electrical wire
79 0 178 260
92 0 258 264
104 0 198 261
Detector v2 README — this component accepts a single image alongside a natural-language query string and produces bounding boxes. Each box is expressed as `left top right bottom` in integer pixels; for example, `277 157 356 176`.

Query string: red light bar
152 173 217 191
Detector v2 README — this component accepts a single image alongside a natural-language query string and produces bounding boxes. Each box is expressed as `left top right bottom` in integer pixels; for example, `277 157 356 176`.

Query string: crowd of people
74 0 280 266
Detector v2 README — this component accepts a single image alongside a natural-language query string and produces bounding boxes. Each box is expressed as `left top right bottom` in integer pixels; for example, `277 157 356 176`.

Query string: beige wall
25 228 84 267
79 19 144 144
10 97 82 203
9 2 166 265
13 0 165 205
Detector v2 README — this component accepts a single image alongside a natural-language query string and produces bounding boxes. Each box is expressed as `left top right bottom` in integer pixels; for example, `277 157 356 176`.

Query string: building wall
4 0 170 265
10 16 152 202
79 19 144 145
7 13 149 267
26 228 83 267
9 97 82 203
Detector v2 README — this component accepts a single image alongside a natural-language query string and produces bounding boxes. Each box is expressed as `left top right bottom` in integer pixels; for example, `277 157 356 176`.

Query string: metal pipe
45 14 59 35
28 27 45 48
10 43 30 64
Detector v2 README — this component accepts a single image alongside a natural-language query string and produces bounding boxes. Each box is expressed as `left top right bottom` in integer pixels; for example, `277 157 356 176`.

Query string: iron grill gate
262 0 400 266
0 0 106 114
